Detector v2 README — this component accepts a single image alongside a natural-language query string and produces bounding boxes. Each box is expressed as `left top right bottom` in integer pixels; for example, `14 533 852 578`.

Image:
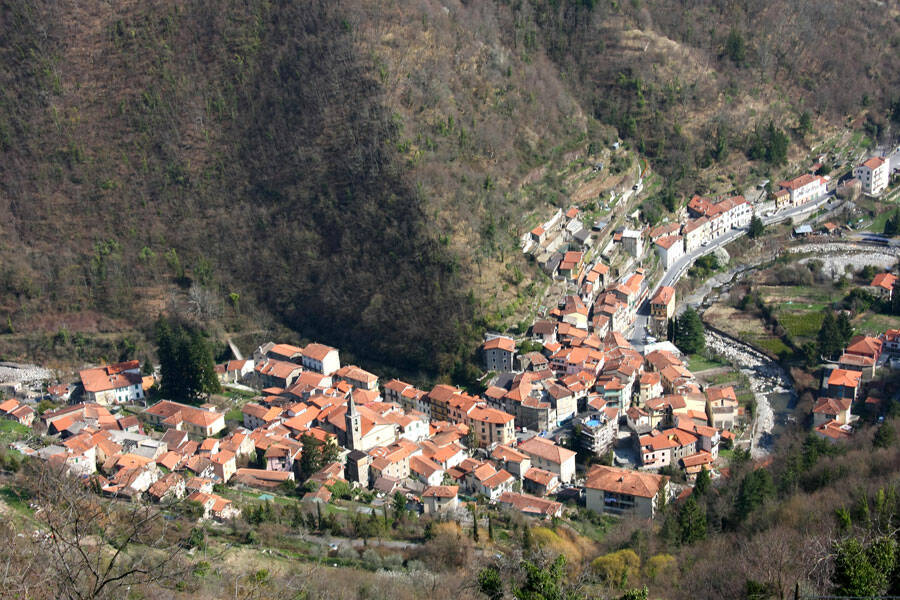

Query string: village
0 151 898 535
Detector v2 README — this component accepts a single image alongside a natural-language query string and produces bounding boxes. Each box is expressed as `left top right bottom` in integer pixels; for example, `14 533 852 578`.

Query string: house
531 320 557 345
884 329 900 355
778 174 827 207
620 229 643 257
682 217 710 252
585 465 669 519
147 472 186 503
523 467 560 496
467 406 516 448
639 428 698 467
334 365 379 391
854 156 889 196
812 397 853 427
844 335 884 362
422 485 459 515
706 385 739 430
637 372 663 407
482 337 516 372
838 353 876 377
655 235 684 270
79 360 145 405
186 491 241 521
242 402 283 430
575 409 619 456
558 251 585 281
466 463 514 500
0 399 35 426
266 344 303 363
232 468 295 490
626 406 651 433
368 439 418 483
220 359 254 384
255 359 303 389
300 343 340 376
210 450 236 483
410 455 444 487
824 368 861 401
143 401 226 437
497 491 563 518
649 286 675 325
870 273 897 300
491 444 532 479
517 436 576 484
814 420 853 443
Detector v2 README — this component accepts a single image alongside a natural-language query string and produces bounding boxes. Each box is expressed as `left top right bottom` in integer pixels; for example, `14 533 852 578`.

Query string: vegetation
673 308 705 355
155 317 220 403
748 215 765 239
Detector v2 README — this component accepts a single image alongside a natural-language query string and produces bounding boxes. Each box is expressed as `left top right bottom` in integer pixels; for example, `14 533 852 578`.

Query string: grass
777 310 825 340
0 421 31 444
225 408 243 422
687 353 728 372
865 209 895 233
853 312 900 336
717 449 734 462
748 335 792 359
0 485 32 515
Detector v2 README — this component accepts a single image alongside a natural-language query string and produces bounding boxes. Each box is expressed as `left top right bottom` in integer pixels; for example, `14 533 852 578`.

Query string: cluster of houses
525 206 597 276
814 333 889 442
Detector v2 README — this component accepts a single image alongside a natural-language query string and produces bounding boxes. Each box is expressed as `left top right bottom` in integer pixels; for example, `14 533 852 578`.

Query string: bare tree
9 462 194 600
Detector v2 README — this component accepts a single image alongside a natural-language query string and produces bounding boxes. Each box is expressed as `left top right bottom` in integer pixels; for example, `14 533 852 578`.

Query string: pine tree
674 308 706 355
836 312 854 348
677 496 707 544
748 215 765 239
155 316 219 403
817 311 840 359
488 514 494 541
693 468 711 496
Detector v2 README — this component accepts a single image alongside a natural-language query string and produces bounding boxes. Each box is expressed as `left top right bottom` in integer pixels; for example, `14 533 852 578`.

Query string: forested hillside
0 0 897 376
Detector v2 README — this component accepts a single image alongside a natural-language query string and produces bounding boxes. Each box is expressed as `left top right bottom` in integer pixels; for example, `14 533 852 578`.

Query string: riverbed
704 329 795 457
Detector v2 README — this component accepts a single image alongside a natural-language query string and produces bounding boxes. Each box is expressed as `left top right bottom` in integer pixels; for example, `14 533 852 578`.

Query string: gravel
0 363 53 387
796 249 897 279
704 330 793 458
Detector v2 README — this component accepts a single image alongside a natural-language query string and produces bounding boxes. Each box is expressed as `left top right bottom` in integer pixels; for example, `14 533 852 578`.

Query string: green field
0 420 31 445
777 310 825 340
687 353 728 372
854 312 900 336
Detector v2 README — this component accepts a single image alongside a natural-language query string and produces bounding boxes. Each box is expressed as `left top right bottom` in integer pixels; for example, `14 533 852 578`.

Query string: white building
778 174 827 207
301 343 341 375
79 361 145 405
854 156 889 196
654 235 684 270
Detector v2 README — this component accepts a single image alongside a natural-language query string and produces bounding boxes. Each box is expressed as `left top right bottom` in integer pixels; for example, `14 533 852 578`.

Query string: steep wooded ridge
0 0 897 374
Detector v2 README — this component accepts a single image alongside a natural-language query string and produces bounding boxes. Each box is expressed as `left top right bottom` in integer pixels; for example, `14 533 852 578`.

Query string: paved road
627 193 834 346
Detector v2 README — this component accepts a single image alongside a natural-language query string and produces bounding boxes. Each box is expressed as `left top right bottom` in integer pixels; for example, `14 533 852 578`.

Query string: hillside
0 0 897 376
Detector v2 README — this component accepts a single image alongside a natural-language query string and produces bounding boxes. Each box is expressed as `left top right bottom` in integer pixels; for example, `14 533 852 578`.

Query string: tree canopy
155 317 220 404
674 308 705 355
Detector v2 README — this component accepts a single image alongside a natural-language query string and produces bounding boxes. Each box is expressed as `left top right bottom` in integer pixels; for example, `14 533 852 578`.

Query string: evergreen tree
488 514 494 541
874 422 896 448
836 312 854 348
725 29 746 66
735 469 775 521
832 537 895 598
674 308 706 355
478 568 504 600
155 316 220 403
817 311 841 359
298 434 323 480
677 496 707 544
693 468 711 496
748 215 765 239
